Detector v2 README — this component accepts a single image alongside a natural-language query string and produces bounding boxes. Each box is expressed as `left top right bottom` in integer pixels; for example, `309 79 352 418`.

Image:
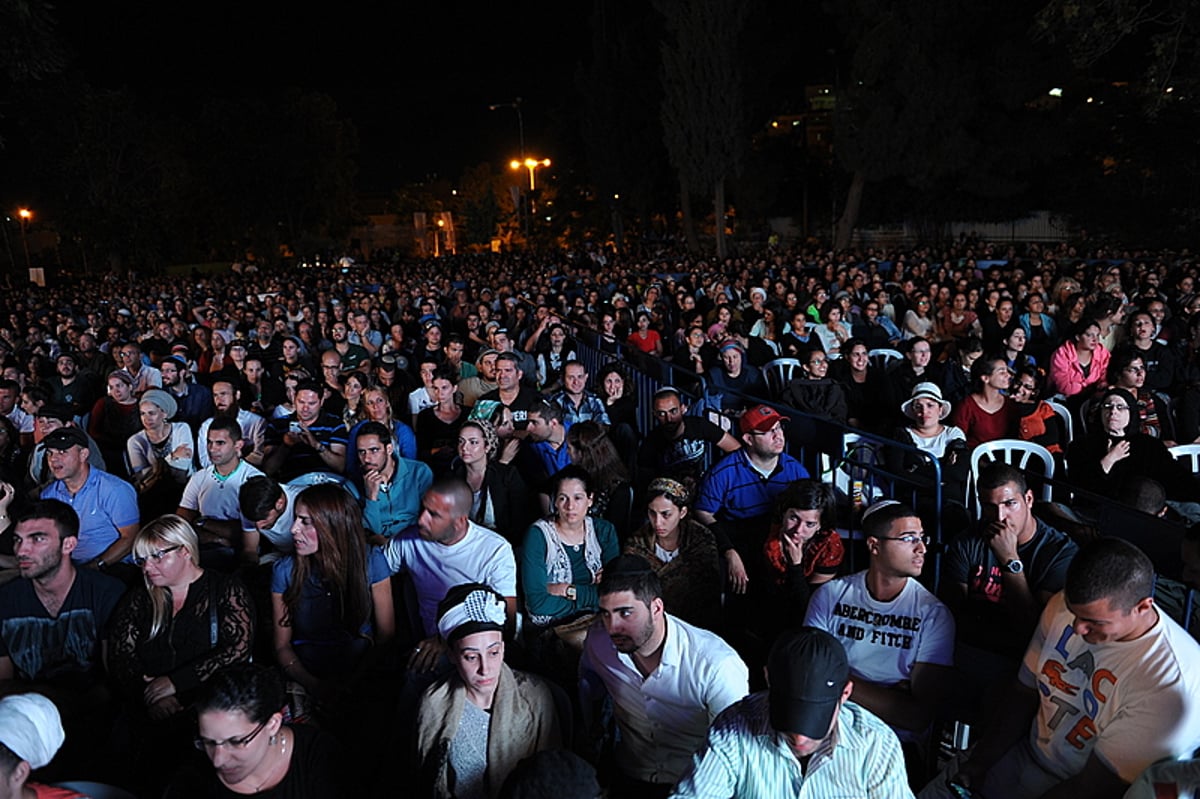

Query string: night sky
16 1 593 192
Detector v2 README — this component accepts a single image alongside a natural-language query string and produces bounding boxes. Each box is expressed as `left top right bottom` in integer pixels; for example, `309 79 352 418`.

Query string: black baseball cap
767 627 849 738
35 404 74 423
42 427 89 451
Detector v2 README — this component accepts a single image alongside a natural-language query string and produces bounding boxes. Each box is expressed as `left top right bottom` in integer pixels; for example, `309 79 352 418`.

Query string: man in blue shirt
524 398 572 485
40 427 139 569
693 405 808 595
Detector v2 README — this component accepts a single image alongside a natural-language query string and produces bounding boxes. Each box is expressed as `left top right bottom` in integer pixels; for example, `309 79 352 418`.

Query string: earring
269 734 278 746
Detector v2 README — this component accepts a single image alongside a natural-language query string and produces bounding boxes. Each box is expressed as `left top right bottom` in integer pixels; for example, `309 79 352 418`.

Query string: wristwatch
1003 558 1024 575
565 585 577 601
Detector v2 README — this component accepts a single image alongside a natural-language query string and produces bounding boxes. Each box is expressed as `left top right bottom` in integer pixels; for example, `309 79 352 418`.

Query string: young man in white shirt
804 500 955 743
581 555 748 797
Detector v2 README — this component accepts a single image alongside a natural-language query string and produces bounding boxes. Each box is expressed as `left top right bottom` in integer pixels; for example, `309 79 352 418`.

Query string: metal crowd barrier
571 333 949 591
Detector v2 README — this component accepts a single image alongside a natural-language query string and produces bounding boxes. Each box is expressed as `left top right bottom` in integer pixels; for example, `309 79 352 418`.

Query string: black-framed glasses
194 720 267 752
133 545 183 567
878 533 930 546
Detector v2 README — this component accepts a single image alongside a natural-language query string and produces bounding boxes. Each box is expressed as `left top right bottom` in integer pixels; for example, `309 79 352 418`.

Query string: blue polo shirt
42 467 139 562
694 450 808 523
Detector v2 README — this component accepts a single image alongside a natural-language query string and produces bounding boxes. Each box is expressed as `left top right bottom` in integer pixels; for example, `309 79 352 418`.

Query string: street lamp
488 98 525 159
16 208 32 271
510 157 551 191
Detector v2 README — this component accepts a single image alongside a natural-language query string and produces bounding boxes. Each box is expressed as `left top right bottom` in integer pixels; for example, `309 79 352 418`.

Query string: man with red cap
693 404 808 595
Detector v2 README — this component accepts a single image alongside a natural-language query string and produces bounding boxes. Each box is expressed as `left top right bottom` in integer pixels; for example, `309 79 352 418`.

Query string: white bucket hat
901 381 952 421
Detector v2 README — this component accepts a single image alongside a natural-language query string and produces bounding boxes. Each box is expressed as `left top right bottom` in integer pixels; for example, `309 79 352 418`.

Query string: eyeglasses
877 533 930 546
194 720 267 752
1101 403 1130 412
133 544 183 567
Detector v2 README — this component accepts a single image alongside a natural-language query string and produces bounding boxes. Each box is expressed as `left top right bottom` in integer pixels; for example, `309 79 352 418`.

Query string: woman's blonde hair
134 514 200 639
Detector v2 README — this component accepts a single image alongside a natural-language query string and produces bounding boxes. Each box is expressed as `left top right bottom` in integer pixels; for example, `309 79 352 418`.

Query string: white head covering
901 381 952 421
0 694 65 769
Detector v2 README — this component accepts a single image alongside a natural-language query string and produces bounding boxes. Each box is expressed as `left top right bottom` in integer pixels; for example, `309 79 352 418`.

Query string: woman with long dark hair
623 478 721 631
271 484 394 718
565 421 633 538
451 419 532 545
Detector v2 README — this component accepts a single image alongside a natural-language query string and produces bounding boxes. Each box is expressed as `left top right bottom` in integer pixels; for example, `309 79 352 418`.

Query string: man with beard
246 318 282 372
196 380 266 468
0 499 124 690
329 320 369 373
261 381 346 481
46 353 100 421
160 355 213 435
637 387 740 489
75 332 115 378
354 421 431 539
581 555 748 798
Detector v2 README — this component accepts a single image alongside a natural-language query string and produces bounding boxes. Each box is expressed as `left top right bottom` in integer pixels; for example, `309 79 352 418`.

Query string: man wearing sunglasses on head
804 500 955 747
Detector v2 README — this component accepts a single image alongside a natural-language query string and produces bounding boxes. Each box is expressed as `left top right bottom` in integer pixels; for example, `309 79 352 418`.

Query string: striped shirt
694 451 808 523
670 694 913 799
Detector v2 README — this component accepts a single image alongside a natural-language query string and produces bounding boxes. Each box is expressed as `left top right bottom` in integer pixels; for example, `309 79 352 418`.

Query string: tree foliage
826 0 1059 245
577 0 673 244
0 0 66 83
19 81 360 271
1035 0 1200 109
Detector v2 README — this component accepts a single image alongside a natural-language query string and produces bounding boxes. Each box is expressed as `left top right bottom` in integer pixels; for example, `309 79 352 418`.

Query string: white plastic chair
1045 399 1073 444
762 358 802 399
969 439 1056 513
1169 444 1200 474
868 348 904 371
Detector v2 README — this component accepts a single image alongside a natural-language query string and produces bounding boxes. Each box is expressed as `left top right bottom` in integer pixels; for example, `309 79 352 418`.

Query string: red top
764 527 845 584
32 785 87 799
951 394 1015 449
626 329 662 354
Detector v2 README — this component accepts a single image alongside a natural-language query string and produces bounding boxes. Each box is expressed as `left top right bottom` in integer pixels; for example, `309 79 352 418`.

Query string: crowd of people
0 238 1198 798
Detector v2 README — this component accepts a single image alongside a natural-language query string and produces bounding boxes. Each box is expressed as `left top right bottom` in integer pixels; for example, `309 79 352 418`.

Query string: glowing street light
16 208 32 270
510 157 551 190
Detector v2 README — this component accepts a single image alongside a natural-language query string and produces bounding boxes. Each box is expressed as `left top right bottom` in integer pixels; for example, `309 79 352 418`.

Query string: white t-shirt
804 570 955 687
408 387 436 418
1019 592 1200 783
197 410 266 468
903 425 966 459
383 520 517 637
179 459 266 521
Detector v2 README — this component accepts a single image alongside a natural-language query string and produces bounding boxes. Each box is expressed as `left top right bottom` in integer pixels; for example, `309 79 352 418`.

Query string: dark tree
654 0 752 256
578 0 672 250
826 0 1057 247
